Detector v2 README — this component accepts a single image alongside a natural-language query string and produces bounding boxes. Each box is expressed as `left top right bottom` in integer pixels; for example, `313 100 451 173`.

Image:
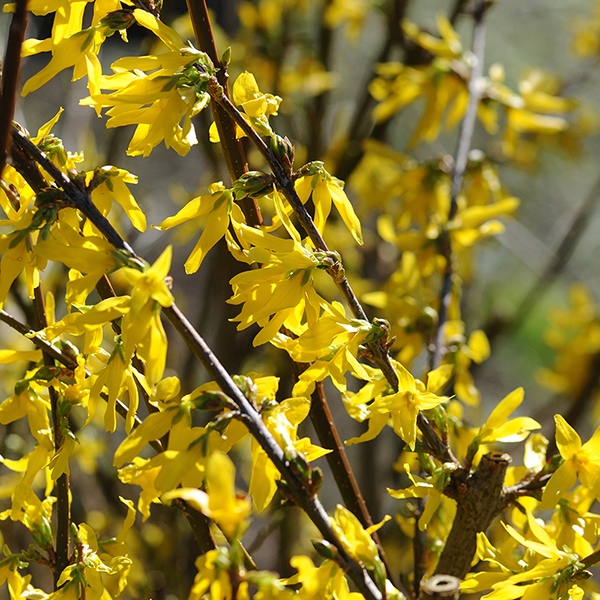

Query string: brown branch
436 452 511 579
582 547 600 570
32 286 70 588
9 122 383 599
429 0 491 371
163 302 383 600
0 0 28 178
185 0 262 226
449 0 470 25
0 308 165 455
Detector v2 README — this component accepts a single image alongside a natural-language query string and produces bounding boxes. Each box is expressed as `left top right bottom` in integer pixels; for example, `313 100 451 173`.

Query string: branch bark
32 286 70 588
436 452 511 579
0 0 28 178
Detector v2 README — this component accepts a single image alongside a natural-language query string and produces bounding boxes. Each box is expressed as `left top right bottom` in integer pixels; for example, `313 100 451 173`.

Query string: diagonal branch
0 0 28 178
207 77 461 468
32 285 70 588
429 0 491 371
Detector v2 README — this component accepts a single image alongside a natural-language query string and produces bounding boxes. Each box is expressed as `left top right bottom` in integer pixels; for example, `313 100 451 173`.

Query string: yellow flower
402 14 462 60
88 166 146 232
249 396 330 512
162 452 251 539
478 387 541 445
388 464 444 531
278 301 389 394
324 0 370 40
228 212 328 347
345 361 450 451
153 182 235 274
209 71 282 142
82 12 214 156
295 165 363 245
541 414 600 509
330 504 388 582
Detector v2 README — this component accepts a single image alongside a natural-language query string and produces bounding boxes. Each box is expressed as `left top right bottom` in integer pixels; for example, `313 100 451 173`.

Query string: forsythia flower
250 396 330 511
463 512 579 599
19 0 130 98
344 361 450 450
475 387 541 446
120 245 174 386
209 71 282 142
541 414 600 509
388 465 444 531
153 182 237 274
330 504 389 584
228 213 328 347
295 164 363 245
162 452 251 538
82 11 214 156
369 15 573 155
276 301 389 394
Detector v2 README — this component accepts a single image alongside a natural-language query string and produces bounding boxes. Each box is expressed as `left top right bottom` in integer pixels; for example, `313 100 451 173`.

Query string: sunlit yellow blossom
286 555 355 600
188 549 237 600
209 71 282 142
370 18 573 156
228 218 328 346
465 511 573 599
388 465 444 531
277 301 387 394
250 396 330 511
345 361 450 450
541 415 600 509
154 182 236 273
330 504 388 585
36 219 117 307
82 24 213 156
295 167 363 245
163 452 251 538
88 166 146 232
478 388 541 445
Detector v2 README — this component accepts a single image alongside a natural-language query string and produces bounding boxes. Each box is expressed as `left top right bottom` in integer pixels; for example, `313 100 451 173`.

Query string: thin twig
582 547 600 570
429 0 490 371
185 0 263 226
32 286 70 588
449 0 470 25
0 0 28 178
0 308 166 453
163 303 383 600
11 127 135 254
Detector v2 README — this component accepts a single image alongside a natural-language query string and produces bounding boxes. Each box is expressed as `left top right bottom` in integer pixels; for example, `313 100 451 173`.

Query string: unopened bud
312 539 339 561
100 8 136 31
270 135 294 176
233 171 274 200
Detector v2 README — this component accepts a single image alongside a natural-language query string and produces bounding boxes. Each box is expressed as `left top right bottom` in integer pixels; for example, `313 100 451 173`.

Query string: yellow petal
555 414 582 458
